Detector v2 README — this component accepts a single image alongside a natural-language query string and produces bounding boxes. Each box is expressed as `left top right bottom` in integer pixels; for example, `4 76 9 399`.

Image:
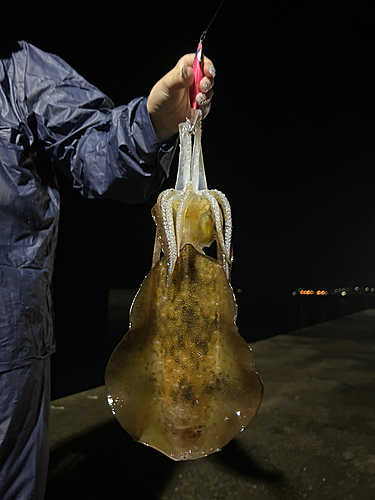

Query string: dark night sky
6 0 375 295
4 0 375 395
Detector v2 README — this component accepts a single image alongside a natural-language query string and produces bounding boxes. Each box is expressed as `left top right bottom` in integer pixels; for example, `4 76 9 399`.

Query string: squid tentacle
152 229 162 267
152 189 174 266
159 189 178 283
175 188 195 256
209 189 232 261
204 192 231 265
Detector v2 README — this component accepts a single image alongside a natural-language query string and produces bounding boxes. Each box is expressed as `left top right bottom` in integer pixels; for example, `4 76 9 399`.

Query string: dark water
51 289 375 400
237 291 375 342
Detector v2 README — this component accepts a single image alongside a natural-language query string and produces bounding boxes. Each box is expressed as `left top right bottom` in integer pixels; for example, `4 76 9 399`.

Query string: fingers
177 52 216 119
179 53 216 88
195 88 213 109
203 60 216 78
179 52 214 69
197 60 215 119
199 76 214 94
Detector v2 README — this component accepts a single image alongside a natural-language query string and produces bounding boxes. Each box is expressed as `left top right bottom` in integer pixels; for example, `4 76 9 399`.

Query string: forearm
61 98 178 203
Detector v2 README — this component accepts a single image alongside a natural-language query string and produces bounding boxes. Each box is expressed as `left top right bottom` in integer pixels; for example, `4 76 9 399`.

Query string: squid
105 47 263 461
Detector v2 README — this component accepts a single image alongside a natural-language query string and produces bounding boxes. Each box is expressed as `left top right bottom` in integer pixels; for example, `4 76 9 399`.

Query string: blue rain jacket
0 41 177 372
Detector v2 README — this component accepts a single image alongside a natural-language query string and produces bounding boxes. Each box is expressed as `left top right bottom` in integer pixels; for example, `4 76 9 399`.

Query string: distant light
365 287 370 292
237 289 242 294
355 287 359 291
292 291 297 296
341 291 347 296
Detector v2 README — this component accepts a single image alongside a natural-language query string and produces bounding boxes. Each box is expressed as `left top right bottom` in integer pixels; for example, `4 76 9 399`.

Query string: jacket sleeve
23 42 177 203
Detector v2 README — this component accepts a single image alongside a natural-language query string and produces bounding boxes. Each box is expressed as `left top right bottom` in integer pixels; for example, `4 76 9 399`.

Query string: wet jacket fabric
0 41 176 373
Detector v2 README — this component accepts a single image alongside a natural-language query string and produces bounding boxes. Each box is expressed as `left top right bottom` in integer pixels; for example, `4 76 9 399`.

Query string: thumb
181 66 195 88
166 54 196 90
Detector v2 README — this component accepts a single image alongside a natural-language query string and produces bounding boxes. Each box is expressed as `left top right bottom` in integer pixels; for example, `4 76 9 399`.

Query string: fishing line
200 0 226 42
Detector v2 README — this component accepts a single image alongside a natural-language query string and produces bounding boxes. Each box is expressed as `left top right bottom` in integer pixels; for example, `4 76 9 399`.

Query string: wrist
147 110 176 143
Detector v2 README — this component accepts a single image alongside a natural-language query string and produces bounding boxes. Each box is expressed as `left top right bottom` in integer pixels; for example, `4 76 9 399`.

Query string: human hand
147 53 215 143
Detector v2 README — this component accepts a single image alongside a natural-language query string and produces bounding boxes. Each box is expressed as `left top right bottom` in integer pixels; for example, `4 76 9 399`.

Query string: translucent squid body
105 110 263 461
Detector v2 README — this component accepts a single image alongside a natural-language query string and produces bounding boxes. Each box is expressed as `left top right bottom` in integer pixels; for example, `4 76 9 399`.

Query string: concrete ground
46 310 375 500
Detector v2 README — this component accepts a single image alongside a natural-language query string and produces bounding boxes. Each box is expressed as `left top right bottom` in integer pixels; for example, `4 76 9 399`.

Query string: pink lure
189 42 204 110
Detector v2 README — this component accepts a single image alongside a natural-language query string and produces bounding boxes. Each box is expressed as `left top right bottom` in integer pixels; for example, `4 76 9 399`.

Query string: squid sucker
105 111 263 461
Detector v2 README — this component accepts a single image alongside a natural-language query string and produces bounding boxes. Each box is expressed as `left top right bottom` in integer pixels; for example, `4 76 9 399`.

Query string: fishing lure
105 40 263 460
